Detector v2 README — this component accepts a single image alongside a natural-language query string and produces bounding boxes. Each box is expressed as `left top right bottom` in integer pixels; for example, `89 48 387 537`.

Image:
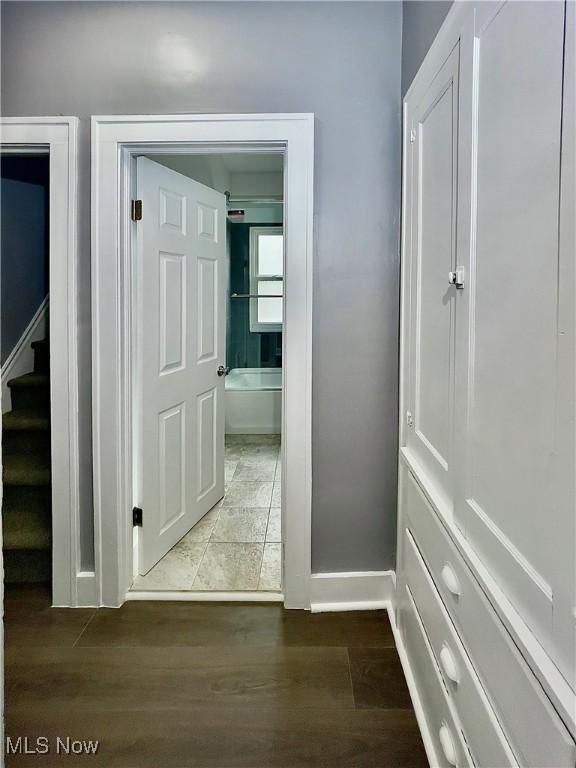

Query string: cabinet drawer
402 467 576 768
402 527 518 767
398 582 473 768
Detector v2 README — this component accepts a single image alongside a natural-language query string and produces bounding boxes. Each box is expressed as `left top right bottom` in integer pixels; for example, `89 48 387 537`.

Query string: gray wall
1 1 403 574
402 0 453 95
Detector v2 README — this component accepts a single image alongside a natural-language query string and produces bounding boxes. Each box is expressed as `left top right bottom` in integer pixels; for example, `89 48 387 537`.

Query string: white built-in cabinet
398 2 575 766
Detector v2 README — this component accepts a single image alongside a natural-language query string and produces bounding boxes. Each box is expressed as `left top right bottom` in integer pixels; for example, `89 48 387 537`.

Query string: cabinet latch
448 266 465 289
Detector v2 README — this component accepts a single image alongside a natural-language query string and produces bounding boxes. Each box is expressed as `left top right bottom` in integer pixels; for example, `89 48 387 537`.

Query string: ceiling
219 153 283 173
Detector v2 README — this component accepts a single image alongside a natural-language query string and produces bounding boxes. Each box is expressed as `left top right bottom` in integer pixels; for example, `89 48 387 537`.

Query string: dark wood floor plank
5 707 428 768
76 602 394 648
5 609 95 648
4 585 95 648
4 589 425 767
6 646 355 712
348 647 413 710
4 583 52 611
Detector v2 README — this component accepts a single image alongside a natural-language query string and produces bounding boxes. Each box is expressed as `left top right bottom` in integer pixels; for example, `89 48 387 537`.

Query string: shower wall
227 216 283 370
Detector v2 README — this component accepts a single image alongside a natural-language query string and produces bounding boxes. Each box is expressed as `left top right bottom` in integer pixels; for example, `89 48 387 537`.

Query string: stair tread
3 507 51 551
3 410 50 432
31 338 49 350
2 452 51 487
7 372 49 389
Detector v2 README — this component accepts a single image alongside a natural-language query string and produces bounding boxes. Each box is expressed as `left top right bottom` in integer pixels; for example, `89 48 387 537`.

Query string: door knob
217 365 231 377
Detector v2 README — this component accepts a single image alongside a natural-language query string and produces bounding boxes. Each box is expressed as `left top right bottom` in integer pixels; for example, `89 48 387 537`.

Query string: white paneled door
136 157 226 575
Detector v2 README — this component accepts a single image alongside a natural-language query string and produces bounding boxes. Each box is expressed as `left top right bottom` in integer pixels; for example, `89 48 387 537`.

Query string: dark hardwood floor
4 584 428 767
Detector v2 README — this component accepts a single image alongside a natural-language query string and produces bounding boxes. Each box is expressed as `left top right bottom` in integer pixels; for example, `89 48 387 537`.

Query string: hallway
4 585 427 767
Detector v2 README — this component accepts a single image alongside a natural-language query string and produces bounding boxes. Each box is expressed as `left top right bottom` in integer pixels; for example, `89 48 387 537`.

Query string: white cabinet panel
398 580 474 768
454 0 571 677
401 526 518 767
400 464 576 767
400 0 575 755
405 43 462 512
553 0 576 690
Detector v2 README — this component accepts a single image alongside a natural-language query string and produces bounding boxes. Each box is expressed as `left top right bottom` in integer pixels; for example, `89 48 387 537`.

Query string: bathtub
225 367 282 434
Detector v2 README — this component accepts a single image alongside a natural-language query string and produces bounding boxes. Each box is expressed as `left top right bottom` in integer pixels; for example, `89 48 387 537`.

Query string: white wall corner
310 570 396 612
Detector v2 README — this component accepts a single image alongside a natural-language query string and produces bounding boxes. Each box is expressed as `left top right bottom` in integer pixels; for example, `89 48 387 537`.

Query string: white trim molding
0 117 83 607
310 571 396 612
91 113 314 608
1 297 49 414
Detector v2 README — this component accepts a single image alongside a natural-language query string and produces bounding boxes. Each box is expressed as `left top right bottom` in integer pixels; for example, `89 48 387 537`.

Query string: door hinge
131 199 143 221
406 410 414 427
132 506 143 527
410 129 416 144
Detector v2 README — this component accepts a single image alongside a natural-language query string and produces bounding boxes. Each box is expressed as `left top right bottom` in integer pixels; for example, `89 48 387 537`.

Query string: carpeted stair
3 338 51 582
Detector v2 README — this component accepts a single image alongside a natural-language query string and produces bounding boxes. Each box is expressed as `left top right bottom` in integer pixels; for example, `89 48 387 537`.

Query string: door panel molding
91 113 314 608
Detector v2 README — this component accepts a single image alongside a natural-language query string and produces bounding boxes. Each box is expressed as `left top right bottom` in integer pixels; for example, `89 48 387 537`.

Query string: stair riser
3 431 51 455
33 346 50 374
3 339 52 583
10 387 50 411
2 486 51 515
4 550 51 583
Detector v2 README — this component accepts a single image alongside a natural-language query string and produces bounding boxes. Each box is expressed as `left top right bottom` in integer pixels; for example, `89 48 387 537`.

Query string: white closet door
454 0 572 680
404 42 465 512
136 157 226 575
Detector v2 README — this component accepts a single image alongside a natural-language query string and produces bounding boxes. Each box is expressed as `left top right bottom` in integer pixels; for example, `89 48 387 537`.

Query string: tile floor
131 434 282 593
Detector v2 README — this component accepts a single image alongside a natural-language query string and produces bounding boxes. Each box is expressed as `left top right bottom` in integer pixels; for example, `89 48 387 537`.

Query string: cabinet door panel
455 0 570 677
406 44 461 511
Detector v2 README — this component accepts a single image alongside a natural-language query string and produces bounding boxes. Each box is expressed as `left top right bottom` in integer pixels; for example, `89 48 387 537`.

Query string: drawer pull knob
441 563 461 597
440 645 460 684
439 723 458 766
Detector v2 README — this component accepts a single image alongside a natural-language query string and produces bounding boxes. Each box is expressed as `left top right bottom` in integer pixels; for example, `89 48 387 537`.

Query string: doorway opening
92 114 313 609
1 151 51 586
129 152 284 595
0 117 81 607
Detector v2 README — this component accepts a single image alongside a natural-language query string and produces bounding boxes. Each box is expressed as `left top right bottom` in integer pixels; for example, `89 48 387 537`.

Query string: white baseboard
310 570 396 612
1 296 49 413
385 601 438 768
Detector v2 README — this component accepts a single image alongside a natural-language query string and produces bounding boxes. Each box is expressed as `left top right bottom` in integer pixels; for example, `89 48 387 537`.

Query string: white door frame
91 114 314 608
0 117 83 606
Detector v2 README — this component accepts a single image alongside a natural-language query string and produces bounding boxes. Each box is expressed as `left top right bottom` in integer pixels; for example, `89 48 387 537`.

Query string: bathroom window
249 226 283 332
